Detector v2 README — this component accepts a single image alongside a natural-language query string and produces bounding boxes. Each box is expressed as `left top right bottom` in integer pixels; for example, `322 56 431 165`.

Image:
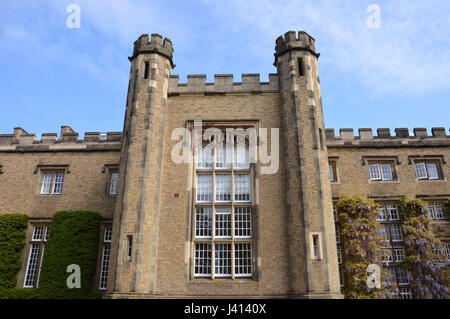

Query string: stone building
0 31 448 298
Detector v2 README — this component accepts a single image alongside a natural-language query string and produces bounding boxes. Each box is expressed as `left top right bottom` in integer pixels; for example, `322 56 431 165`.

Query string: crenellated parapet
168 73 279 95
274 30 318 66
326 127 450 147
129 33 174 67
0 126 122 152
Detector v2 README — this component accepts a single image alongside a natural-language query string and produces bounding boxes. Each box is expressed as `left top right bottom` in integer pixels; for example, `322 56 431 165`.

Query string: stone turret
108 33 173 295
275 31 342 298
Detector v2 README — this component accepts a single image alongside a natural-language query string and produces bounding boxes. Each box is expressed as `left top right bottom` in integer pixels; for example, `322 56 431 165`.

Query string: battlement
326 127 450 147
168 73 279 95
0 126 122 152
129 33 174 67
274 30 318 65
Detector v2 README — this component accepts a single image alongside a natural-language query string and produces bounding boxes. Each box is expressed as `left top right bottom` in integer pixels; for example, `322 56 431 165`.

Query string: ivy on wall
336 195 398 299
0 210 102 299
399 197 450 299
0 214 28 289
38 210 102 298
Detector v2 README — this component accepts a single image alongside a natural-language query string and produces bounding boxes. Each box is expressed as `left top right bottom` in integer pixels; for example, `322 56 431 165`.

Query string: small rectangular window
215 174 231 202
369 164 381 180
197 146 213 169
109 172 119 195
335 225 340 243
390 224 403 241
436 203 445 220
234 174 250 202
234 146 250 169
426 163 439 180
235 207 251 238
415 163 428 179
312 235 320 260
297 58 305 76
428 204 435 219
377 205 387 221
214 243 232 277
369 162 396 181
196 174 213 203
195 207 212 238
40 172 65 195
194 243 212 277
234 243 252 277
215 208 232 238
393 248 405 262
387 204 399 220
126 235 133 262
381 164 393 181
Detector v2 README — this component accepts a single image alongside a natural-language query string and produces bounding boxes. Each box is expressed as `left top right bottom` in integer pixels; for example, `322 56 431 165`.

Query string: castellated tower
275 31 341 298
107 34 173 294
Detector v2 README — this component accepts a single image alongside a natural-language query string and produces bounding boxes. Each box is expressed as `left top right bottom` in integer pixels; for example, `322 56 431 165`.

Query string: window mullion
231 241 236 280
211 242 215 280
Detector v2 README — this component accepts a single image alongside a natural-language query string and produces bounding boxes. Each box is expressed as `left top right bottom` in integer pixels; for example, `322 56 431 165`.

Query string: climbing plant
0 214 28 289
336 195 398 299
398 197 450 299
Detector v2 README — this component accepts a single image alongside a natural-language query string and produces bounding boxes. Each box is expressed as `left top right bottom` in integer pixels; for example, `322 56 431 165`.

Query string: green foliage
38 210 102 298
0 214 28 289
398 197 450 299
336 195 397 299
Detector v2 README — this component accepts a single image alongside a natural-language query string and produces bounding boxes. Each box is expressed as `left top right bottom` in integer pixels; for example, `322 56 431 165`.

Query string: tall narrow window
297 57 305 76
109 172 119 195
24 225 49 288
126 235 133 262
377 205 387 221
435 203 445 220
99 225 112 290
144 61 149 79
312 234 320 260
369 164 381 180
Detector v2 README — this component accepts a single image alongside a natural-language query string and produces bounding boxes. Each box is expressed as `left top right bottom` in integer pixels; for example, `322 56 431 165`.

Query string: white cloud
201 0 450 95
1 0 448 96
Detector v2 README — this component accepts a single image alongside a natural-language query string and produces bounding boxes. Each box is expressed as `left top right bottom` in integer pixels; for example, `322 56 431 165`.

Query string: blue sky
0 0 449 138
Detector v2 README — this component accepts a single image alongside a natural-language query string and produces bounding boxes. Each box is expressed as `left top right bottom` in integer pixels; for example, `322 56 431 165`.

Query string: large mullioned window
193 137 253 279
